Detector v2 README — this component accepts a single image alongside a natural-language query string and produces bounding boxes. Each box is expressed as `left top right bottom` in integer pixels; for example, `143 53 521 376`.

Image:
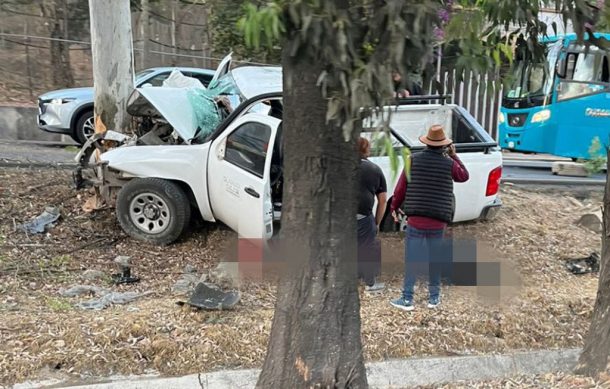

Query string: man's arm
375 192 387 227
390 172 407 212
447 144 469 183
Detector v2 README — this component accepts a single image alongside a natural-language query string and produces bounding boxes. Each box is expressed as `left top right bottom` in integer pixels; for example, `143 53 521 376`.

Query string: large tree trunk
575 151 610 378
256 46 368 388
88 0 134 133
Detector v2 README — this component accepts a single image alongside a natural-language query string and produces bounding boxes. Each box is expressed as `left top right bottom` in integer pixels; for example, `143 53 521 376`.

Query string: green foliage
238 3 284 49
583 136 608 175
209 0 281 63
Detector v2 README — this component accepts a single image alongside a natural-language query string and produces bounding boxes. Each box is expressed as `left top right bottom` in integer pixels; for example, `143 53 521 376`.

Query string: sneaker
365 281 385 293
428 296 441 309
390 297 414 312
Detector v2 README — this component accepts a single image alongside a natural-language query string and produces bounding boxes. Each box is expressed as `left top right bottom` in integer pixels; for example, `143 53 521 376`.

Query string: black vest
404 148 454 223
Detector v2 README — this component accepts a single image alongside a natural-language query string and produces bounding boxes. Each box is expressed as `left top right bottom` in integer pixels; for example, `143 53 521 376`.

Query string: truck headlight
531 109 551 123
498 113 505 124
50 98 76 105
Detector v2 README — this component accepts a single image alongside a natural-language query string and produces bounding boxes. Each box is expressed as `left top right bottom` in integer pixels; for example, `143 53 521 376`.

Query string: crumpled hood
127 87 201 143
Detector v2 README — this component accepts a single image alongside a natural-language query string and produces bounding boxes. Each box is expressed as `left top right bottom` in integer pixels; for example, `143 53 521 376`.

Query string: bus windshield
504 40 563 101
505 61 551 99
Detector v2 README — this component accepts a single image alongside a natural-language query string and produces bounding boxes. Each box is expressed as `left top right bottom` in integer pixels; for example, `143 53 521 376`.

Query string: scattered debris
19 206 60 234
177 282 240 310
565 252 600 275
111 256 140 285
576 211 603 233
76 291 153 310
60 284 152 310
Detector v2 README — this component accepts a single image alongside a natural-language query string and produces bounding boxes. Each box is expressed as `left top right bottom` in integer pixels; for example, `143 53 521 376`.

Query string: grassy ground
0 166 603 386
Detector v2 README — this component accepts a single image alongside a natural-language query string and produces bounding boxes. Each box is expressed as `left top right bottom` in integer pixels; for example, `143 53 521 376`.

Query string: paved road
0 140 607 186
503 165 606 186
0 140 77 167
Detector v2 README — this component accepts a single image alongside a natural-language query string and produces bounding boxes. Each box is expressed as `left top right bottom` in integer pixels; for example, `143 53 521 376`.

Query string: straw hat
419 125 452 147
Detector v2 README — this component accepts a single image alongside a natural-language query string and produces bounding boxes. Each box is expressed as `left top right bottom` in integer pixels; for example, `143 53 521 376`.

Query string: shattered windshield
187 73 243 142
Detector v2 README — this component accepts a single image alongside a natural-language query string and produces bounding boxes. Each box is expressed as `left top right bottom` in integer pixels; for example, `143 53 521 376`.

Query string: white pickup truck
75 56 502 245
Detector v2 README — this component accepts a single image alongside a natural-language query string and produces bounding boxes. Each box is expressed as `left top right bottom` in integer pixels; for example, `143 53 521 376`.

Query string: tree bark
575 151 610 378
256 45 368 388
88 0 134 133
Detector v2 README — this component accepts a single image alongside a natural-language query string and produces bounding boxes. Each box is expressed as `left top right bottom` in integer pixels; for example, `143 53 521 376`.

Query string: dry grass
0 167 604 386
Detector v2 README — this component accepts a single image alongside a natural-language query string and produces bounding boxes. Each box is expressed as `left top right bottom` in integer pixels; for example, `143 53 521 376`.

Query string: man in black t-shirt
357 137 387 292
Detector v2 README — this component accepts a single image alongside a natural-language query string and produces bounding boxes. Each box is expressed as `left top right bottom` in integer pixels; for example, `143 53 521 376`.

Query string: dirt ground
0 166 604 387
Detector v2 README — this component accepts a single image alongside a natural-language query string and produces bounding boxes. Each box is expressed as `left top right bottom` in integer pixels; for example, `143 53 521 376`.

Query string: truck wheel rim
129 193 171 234
83 116 95 138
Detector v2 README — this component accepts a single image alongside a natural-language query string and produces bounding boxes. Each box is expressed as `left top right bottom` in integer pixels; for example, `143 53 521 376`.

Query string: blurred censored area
216 233 521 302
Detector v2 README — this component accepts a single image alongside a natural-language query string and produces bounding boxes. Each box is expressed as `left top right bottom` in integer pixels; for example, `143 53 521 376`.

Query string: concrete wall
0 105 73 143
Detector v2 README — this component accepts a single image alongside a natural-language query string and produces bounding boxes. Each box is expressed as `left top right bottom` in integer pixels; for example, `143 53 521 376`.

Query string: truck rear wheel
116 178 191 245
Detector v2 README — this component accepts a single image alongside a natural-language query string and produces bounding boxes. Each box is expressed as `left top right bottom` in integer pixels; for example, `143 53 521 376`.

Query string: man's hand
391 209 405 223
447 144 457 157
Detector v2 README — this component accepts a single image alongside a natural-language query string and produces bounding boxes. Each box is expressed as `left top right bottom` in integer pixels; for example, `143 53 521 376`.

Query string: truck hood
127 87 203 143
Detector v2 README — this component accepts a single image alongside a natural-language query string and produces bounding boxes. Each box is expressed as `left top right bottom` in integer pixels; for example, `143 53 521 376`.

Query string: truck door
207 113 279 241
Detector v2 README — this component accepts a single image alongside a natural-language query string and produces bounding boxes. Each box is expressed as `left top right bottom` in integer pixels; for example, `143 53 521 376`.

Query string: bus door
553 47 610 159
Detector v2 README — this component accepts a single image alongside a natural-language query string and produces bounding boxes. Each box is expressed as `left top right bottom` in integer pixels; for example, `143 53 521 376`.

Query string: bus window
557 49 610 101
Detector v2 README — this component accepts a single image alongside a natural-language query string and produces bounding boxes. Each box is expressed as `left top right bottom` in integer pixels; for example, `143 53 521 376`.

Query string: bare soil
0 166 604 387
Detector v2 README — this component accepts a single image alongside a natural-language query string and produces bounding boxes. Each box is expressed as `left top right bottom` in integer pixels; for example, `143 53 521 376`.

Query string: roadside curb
14 348 582 389
503 176 606 186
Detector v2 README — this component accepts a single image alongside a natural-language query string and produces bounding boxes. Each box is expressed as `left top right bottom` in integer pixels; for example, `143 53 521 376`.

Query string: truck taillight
486 166 502 197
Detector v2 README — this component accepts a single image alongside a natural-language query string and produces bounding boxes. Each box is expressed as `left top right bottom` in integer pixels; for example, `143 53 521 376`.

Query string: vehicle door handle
244 187 260 198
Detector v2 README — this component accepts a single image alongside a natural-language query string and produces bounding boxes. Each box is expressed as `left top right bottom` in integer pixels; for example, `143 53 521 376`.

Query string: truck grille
507 113 528 128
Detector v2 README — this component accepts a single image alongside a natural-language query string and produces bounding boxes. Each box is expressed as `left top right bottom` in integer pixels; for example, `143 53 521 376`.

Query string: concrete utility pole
88 0 134 134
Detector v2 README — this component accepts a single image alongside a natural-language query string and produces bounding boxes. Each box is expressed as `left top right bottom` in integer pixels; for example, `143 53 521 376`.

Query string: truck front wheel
116 178 191 245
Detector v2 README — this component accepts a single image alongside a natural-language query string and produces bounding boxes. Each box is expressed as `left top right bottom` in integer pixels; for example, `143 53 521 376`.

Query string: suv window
225 122 271 177
145 72 171 86
191 73 213 87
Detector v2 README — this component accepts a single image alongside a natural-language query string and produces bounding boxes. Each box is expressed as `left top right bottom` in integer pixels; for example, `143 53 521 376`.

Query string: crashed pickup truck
75 56 502 245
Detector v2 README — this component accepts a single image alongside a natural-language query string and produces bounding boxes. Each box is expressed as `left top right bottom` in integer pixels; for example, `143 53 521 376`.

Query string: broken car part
176 282 240 310
565 252 600 275
112 255 140 285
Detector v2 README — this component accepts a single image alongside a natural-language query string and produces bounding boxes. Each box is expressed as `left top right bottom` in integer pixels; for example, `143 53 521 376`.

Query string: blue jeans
403 225 451 301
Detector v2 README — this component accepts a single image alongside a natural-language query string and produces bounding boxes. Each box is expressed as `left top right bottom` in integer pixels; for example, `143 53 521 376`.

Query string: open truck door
207 113 279 241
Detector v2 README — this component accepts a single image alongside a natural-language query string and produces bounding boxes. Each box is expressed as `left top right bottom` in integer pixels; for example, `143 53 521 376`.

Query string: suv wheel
116 178 191 245
73 111 95 145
